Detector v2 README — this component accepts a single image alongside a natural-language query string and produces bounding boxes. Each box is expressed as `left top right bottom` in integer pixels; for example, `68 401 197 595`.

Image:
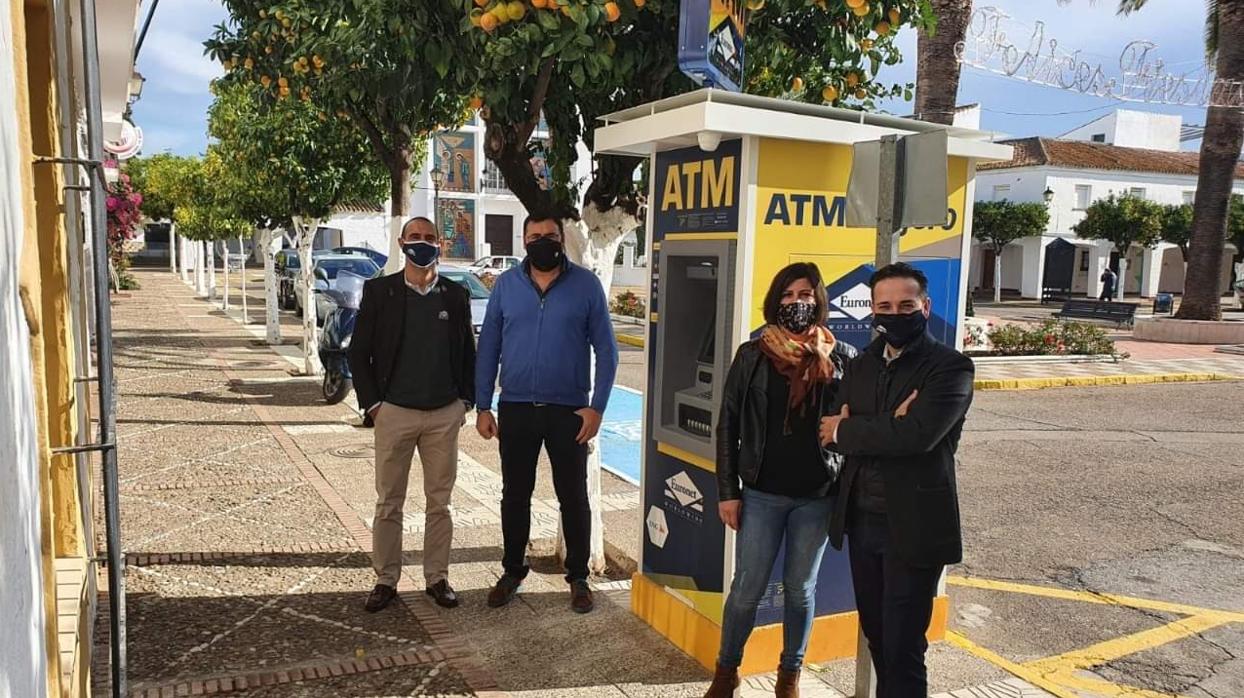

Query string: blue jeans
717 488 833 672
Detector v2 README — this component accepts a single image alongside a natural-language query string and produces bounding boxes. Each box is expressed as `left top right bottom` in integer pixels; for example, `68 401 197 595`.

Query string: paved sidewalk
103 267 1060 697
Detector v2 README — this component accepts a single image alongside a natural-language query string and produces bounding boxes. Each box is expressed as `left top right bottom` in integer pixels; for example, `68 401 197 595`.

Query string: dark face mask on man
401 240 439 268
873 309 928 348
525 236 563 272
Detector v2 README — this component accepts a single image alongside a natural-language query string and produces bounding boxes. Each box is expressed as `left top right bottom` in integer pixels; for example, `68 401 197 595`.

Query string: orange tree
205 1 476 269
207 80 386 374
460 0 932 287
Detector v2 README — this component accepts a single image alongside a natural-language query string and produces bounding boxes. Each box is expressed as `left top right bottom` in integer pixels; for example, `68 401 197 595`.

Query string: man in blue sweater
475 214 618 613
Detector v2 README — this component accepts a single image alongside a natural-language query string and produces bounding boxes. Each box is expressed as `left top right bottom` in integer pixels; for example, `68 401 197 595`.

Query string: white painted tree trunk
207 241 218 300
1118 253 1128 301
383 215 404 274
180 231 191 283
222 240 231 311
293 216 322 376
261 228 282 344
993 248 1003 304
194 240 207 297
239 235 249 324
556 204 640 575
169 222 177 275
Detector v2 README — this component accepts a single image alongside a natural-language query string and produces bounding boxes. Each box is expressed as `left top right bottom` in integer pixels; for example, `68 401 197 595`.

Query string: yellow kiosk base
631 573 949 675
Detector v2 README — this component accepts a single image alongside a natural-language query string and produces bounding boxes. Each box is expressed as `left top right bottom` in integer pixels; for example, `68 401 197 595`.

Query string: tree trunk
169 222 178 275
915 0 973 125
993 246 1002 304
383 157 412 274
1117 250 1129 301
293 216 322 375
222 240 231 311
180 231 191 283
261 228 282 345
194 240 206 297
238 234 249 324
1176 1 1244 320
207 241 217 300
555 205 642 576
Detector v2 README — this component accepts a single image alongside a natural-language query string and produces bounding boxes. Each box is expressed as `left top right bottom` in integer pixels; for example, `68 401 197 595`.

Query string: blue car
331 246 388 269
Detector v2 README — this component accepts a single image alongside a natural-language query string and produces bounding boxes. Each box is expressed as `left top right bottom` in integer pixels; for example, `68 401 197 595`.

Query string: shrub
611 290 646 319
987 319 1123 357
478 273 497 291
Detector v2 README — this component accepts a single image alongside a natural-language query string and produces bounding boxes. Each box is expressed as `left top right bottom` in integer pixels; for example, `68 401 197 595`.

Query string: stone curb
121 476 304 493
617 334 645 348
974 372 1240 391
125 542 356 567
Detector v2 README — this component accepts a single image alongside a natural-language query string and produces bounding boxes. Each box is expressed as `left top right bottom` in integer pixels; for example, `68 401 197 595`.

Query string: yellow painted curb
974 372 1240 391
617 334 645 348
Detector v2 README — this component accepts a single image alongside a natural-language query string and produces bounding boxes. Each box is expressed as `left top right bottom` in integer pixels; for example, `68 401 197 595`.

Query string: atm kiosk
593 89 1011 673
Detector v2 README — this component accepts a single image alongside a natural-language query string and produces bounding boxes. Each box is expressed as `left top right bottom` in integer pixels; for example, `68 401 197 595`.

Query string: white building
321 115 593 262
972 109 1242 300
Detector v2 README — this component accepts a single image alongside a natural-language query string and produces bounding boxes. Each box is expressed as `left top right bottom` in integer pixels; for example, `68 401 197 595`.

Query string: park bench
1054 299 1138 328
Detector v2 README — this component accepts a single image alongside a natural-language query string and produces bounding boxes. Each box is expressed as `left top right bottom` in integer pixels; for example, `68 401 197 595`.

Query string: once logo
664 471 704 512
646 506 670 549
830 282 874 321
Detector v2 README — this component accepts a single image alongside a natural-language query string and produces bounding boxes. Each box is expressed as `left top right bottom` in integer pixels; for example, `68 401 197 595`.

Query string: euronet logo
830 282 874 322
663 471 705 523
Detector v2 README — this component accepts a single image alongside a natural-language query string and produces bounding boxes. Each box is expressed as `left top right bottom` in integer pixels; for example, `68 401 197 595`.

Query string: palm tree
1120 0 1243 320
914 0 974 125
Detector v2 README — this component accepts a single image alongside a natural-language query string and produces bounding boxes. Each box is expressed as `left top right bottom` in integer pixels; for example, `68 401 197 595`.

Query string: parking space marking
946 575 1244 622
1038 670 1185 698
1024 613 1232 675
945 631 1077 698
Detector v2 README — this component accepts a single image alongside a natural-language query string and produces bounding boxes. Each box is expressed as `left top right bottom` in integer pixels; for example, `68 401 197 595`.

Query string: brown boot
703 663 739 697
775 667 800 698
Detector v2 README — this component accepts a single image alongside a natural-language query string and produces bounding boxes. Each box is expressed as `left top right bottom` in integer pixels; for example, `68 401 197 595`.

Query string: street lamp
1042 187 1055 203
430 166 445 240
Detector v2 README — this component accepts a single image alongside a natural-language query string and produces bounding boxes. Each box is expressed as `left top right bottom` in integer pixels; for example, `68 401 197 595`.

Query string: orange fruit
846 0 865 6
888 7 900 23
635 0 646 6
469 95 483 110
506 1 526 20
822 85 839 102
846 71 860 87
260 75 272 87
532 0 547 7
277 75 288 87
243 57 254 70
853 2 870 16
855 87 867 99
605 1 621 21
874 20 891 35
791 76 804 91
861 37 875 49
475 0 488 6
480 11 500 31
746 0 765 9
469 8 484 25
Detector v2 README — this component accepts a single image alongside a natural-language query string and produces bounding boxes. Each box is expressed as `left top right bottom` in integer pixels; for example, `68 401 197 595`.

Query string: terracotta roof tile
979 137 1244 179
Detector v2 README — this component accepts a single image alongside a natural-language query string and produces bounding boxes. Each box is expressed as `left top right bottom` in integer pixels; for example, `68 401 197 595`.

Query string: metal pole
132 0 161 60
77 0 127 692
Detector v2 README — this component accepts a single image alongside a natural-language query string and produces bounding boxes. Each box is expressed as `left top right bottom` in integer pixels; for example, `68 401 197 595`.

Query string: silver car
439 265 491 333
297 254 381 323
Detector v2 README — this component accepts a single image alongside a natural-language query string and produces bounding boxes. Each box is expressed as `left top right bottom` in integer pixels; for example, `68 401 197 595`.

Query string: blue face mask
402 240 439 268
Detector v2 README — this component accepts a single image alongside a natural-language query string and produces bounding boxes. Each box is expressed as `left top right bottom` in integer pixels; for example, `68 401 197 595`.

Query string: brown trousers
372 400 465 587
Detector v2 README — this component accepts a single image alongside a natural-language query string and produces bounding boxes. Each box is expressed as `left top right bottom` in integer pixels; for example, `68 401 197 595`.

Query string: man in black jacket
347 217 476 613
819 262 974 697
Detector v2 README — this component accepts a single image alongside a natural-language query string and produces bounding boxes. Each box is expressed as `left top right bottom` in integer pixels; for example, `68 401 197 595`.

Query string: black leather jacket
715 338 857 502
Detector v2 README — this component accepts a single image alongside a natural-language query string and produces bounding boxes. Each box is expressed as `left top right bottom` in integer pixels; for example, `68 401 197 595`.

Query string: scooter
317 270 366 404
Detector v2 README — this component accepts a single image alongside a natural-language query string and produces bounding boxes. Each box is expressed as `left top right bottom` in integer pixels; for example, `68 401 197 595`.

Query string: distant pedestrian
820 263 974 698
703 263 855 698
347 217 476 613
475 214 618 614
1100 267 1118 302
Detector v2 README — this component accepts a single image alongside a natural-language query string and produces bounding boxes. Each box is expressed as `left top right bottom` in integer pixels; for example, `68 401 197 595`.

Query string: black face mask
402 240 439 268
873 309 928 348
526 237 563 272
776 301 818 334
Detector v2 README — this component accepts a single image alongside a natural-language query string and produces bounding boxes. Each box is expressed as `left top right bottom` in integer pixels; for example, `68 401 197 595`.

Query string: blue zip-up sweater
475 260 618 413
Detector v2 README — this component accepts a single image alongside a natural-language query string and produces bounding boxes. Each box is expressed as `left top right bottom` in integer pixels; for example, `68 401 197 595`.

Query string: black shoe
365 584 397 613
486 574 522 608
570 580 594 614
425 579 460 608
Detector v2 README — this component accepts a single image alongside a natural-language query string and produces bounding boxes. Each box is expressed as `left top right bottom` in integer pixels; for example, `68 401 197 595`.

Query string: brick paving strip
100 273 506 698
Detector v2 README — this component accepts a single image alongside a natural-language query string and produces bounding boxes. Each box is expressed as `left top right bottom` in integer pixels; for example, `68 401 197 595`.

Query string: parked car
440 265 491 334
275 249 334 310
469 255 521 277
295 254 381 323
331 246 388 268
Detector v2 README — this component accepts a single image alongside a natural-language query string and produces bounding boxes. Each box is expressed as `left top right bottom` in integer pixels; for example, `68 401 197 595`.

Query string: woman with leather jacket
704 263 856 698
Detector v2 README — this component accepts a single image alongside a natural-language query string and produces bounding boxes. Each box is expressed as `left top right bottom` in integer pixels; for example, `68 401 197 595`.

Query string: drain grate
328 445 375 459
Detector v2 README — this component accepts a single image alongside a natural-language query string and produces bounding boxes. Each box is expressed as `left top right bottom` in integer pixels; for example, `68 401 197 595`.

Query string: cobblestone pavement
99 267 1065 698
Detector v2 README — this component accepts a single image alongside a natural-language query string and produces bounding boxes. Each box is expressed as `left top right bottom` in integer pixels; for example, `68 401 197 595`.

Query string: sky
132 0 1215 156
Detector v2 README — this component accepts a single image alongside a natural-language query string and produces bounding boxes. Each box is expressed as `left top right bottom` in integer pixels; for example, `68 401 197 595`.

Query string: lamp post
430 165 445 248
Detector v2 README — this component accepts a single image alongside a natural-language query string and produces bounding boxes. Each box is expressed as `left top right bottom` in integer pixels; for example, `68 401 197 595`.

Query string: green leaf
570 63 586 87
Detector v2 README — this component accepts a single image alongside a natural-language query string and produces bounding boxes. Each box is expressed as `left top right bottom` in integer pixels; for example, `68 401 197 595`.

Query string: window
1129 187 1147 200
1182 190 1196 205
1091 133 1106 142
482 166 509 193
992 184 1010 201
1074 185 1092 210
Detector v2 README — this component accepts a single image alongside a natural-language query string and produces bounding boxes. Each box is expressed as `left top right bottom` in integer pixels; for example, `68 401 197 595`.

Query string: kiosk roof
594 89 1013 162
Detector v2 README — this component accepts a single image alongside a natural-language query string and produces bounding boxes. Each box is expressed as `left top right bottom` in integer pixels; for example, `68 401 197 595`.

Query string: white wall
1060 109 1182 152
326 211 388 253
1 6 51 692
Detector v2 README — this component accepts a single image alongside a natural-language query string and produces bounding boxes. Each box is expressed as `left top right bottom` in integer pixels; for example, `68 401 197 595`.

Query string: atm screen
696 307 716 365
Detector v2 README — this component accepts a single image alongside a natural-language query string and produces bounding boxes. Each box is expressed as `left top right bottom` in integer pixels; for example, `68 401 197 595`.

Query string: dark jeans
847 510 943 698
497 402 590 582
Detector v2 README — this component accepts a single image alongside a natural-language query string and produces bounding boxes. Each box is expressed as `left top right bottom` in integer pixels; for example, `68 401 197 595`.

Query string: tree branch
518 58 555 145
348 102 398 173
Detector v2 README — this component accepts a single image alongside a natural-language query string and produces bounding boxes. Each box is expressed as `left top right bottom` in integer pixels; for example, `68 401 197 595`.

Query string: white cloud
140 30 222 93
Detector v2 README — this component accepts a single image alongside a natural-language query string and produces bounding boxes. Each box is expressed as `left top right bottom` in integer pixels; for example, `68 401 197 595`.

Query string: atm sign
653 140 741 236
